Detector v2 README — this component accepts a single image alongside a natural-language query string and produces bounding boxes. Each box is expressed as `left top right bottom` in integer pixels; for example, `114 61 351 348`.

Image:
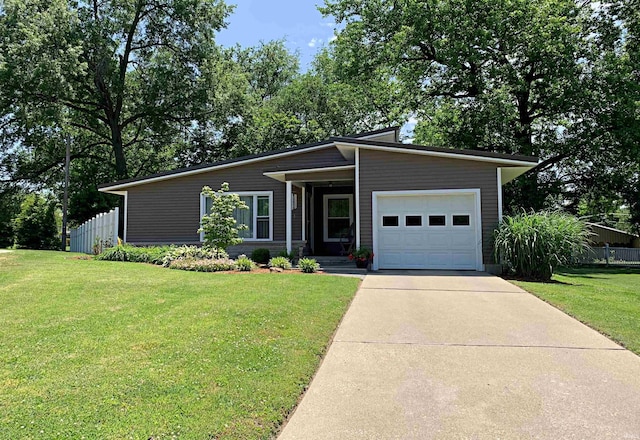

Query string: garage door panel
424 232 451 248
376 192 480 271
451 232 475 248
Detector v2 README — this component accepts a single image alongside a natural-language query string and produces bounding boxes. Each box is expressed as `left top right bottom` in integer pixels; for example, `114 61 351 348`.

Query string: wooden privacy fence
578 245 640 266
70 208 119 254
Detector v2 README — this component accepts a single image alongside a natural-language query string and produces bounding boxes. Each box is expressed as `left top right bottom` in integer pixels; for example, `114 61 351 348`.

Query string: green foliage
0 250 360 438
0 187 24 248
199 182 249 251
268 256 292 270
494 211 591 281
250 248 271 264
169 257 236 272
298 258 320 273
235 255 256 272
13 194 59 250
96 244 172 264
161 245 228 267
277 249 297 262
323 0 640 229
349 247 373 260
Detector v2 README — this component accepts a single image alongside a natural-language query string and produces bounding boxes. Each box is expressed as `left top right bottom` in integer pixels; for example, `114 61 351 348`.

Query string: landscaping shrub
96 244 172 263
494 211 591 281
161 245 228 267
277 249 297 263
298 258 320 273
168 257 236 272
235 255 256 271
251 248 271 264
268 256 292 270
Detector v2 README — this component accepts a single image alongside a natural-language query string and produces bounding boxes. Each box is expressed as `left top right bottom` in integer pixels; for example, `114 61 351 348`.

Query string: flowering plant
348 247 374 261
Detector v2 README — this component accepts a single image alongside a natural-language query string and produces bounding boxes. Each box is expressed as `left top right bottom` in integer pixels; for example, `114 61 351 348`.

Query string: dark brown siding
358 149 500 264
126 147 346 244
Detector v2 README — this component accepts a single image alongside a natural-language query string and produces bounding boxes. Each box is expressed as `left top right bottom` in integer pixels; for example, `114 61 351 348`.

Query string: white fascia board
263 165 355 182
98 142 337 192
335 142 539 167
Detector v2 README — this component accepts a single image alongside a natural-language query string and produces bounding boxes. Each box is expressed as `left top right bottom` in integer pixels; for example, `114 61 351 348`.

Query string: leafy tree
198 182 248 251
13 193 59 250
322 0 639 228
0 186 25 248
0 0 235 184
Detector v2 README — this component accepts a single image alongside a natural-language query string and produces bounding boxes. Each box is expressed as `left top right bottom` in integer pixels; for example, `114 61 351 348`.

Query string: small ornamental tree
198 183 249 251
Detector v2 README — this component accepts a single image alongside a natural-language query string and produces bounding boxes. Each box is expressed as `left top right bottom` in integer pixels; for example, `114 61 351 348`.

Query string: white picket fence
70 208 119 254
578 246 640 266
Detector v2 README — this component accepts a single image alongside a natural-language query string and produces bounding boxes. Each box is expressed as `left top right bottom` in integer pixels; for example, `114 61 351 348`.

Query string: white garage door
374 191 481 270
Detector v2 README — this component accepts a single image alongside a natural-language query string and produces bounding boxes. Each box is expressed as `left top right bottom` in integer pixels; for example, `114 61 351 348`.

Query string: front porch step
310 256 368 274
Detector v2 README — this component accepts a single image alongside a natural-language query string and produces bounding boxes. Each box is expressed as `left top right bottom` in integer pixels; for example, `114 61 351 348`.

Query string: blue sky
215 0 336 70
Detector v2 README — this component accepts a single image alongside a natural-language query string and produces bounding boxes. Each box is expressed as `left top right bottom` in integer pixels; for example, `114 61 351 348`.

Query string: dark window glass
327 219 351 239
406 215 422 226
453 215 470 226
382 216 399 227
429 215 446 226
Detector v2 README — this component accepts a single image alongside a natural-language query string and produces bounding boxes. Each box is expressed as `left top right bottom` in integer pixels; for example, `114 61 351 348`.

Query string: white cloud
329 35 337 42
320 21 335 28
308 37 321 48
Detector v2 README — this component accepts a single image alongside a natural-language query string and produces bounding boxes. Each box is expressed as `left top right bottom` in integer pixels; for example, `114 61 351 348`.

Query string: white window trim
323 194 354 242
200 191 273 242
427 213 448 227
404 214 424 227
381 215 401 228
451 213 472 228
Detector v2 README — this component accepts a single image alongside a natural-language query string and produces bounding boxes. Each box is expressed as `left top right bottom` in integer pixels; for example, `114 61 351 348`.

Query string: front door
312 186 354 255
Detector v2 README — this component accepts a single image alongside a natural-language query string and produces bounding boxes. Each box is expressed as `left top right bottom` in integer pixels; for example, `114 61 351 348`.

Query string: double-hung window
201 191 273 241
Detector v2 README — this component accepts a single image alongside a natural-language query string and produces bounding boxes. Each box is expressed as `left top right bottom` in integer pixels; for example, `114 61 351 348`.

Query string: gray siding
126 147 346 244
358 149 500 264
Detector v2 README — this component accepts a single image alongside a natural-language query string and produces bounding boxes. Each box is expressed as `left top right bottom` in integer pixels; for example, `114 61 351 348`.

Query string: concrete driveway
278 271 640 440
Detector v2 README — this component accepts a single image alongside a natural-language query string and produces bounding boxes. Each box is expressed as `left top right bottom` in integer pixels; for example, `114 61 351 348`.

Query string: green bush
494 211 591 281
268 256 292 270
168 257 236 272
250 248 271 264
235 255 256 271
13 194 59 250
198 182 248 250
96 244 172 263
277 249 297 263
298 258 320 273
161 245 228 267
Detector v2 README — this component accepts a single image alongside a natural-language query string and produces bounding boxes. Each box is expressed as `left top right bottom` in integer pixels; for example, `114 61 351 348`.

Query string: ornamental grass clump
96 244 171 264
268 256 292 270
494 211 591 281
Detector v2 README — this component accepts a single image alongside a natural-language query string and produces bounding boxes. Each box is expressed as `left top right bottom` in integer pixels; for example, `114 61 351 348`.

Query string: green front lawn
511 267 640 355
0 250 360 439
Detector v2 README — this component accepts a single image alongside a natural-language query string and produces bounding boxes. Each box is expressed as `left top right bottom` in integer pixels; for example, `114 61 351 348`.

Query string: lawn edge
506 278 638 356
271 277 363 439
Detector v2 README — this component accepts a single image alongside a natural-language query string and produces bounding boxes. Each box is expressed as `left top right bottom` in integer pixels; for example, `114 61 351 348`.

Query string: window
202 191 272 241
405 215 422 227
453 215 470 226
428 215 446 226
323 194 353 242
382 216 399 227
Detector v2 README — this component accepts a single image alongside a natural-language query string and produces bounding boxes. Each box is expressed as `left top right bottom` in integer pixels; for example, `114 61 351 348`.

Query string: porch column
355 148 360 249
286 180 292 253
301 186 306 242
